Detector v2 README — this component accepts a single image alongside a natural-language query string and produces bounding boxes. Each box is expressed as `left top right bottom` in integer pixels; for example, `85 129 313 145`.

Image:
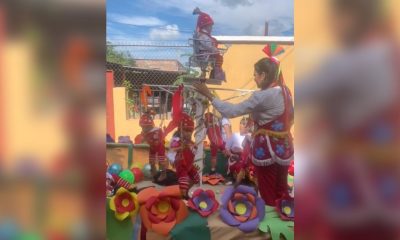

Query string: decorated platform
106 181 293 240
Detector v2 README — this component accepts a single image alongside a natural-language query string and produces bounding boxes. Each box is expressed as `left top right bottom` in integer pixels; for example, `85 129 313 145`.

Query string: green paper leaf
170 211 211 240
106 198 134 240
270 44 277 55
259 206 294 240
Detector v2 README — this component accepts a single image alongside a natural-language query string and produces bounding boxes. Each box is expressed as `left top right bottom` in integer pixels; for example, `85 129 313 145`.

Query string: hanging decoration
163 85 184 136
140 84 152 111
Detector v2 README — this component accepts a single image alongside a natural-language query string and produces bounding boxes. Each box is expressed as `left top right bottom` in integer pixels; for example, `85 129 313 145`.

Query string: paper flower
138 185 188 236
259 206 294 240
188 189 219 217
275 196 294 221
202 173 224 185
219 185 265 233
109 187 139 221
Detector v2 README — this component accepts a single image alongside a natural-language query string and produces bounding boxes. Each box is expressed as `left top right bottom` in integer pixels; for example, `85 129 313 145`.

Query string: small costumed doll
163 85 200 197
135 112 168 182
204 112 225 176
174 113 200 198
193 7 226 81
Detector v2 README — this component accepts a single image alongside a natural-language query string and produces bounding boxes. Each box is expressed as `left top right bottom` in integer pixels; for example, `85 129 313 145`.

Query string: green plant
258 206 294 240
107 43 135 66
123 80 138 114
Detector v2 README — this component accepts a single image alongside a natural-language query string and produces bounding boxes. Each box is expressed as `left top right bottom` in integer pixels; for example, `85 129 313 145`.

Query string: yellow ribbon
253 128 289 138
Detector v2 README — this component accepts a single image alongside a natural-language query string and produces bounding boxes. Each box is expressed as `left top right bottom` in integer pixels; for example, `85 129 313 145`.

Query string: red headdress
193 7 214 32
181 113 195 132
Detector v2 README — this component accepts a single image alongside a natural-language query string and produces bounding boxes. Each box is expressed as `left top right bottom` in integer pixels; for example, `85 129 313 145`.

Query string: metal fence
107 42 194 120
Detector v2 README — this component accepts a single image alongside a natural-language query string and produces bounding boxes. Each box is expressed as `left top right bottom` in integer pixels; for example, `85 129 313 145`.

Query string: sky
106 0 294 43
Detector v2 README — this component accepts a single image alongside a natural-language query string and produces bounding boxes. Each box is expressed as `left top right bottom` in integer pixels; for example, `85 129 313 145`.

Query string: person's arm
225 134 233 151
211 95 260 118
194 82 261 118
222 123 232 141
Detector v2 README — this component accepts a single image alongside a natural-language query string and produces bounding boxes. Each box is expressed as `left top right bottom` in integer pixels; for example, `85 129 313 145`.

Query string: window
126 89 173 120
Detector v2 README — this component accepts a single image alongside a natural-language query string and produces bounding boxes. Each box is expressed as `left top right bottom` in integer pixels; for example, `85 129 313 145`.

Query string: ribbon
163 85 184 136
140 84 152 111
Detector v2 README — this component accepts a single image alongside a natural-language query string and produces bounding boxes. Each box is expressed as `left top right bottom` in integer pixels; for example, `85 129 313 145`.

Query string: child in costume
174 113 200 197
135 112 167 182
226 117 256 187
192 7 225 81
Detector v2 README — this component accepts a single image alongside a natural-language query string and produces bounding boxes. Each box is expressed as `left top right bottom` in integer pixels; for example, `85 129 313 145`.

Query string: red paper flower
288 160 294 176
109 188 139 221
187 189 219 217
137 185 188 236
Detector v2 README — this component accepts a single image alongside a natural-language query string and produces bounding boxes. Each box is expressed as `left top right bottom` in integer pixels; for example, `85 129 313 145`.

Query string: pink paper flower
187 189 219 217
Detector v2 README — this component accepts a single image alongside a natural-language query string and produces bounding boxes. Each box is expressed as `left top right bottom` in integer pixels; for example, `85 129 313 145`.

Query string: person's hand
193 82 214 101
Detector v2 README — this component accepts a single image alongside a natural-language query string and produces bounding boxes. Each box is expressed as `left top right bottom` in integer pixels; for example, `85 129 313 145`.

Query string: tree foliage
106 42 135 66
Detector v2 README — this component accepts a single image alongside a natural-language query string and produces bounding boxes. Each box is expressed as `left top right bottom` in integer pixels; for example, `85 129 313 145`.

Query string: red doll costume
192 7 225 81
162 86 200 196
135 113 167 178
204 112 225 176
210 46 294 206
174 114 200 196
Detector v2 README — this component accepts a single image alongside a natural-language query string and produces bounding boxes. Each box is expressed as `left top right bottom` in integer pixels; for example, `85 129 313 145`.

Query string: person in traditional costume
194 47 294 205
226 117 256 188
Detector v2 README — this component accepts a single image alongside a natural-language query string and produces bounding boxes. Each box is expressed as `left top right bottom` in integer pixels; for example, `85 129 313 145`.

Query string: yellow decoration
157 201 170 213
122 199 130 207
199 201 208 210
235 203 247 215
109 188 139 221
283 206 291 215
